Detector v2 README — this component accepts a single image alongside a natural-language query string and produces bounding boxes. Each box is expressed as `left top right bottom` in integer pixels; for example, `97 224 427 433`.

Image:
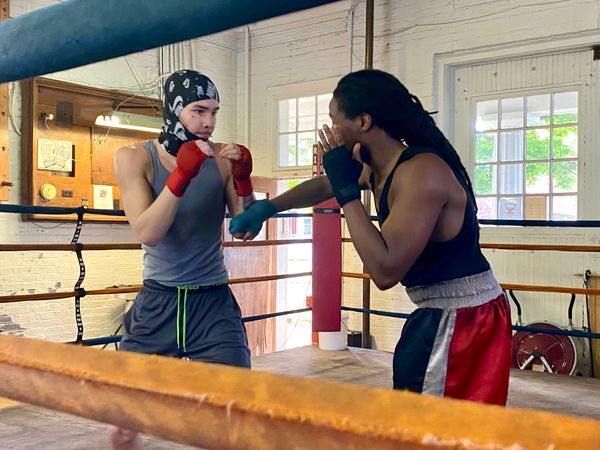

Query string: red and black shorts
394 270 512 406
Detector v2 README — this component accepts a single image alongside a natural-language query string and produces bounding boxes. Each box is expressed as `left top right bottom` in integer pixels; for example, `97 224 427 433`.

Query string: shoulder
114 141 151 177
392 151 454 200
115 141 150 163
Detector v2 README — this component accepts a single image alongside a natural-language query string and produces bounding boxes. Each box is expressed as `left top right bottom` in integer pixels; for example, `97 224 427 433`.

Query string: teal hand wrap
229 199 277 236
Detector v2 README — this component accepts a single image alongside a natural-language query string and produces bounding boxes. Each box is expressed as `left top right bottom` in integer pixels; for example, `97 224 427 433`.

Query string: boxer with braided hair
232 69 511 406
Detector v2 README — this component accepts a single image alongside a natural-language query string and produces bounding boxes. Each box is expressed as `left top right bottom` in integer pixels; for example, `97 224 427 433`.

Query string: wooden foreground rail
0 335 597 449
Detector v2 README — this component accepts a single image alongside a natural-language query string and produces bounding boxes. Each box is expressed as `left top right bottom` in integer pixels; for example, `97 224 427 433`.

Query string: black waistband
143 279 228 293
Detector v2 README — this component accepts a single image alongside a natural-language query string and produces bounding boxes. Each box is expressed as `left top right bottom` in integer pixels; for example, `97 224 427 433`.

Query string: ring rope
343 306 600 340
75 308 314 347
7 203 600 227
0 272 312 304
342 272 600 296
0 239 312 252
344 238 600 253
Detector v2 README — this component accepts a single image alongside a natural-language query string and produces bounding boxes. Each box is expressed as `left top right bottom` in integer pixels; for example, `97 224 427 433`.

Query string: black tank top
371 146 490 288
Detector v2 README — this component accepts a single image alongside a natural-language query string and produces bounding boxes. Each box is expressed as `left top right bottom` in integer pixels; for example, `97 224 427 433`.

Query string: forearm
342 200 399 290
271 176 334 212
228 192 257 217
129 189 181 246
242 193 257 210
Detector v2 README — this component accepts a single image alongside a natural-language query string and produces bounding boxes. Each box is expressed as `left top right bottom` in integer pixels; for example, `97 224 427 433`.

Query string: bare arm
342 155 448 290
114 144 180 246
270 176 334 212
269 162 370 213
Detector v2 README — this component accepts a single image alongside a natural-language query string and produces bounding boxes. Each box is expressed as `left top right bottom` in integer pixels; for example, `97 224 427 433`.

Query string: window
275 178 312 351
277 94 332 169
474 91 578 220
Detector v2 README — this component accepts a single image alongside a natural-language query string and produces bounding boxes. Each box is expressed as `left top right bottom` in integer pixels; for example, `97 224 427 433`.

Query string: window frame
268 78 339 176
471 87 581 221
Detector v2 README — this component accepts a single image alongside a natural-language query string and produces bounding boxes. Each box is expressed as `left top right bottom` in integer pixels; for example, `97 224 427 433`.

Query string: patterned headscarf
158 69 220 156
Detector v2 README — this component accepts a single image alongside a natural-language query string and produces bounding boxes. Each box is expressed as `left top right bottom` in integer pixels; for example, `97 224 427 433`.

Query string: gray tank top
141 140 228 286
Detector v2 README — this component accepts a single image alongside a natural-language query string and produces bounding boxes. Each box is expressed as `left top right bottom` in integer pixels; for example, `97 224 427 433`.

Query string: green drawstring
176 285 200 352
183 288 189 352
176 287 181 349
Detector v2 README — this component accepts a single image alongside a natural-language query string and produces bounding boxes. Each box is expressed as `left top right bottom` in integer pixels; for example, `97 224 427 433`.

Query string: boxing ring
1 0 600 448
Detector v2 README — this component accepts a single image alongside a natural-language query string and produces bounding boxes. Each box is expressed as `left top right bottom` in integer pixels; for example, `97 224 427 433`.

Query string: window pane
553 91 578 124
317 93 332 117
501 97 523 129
278 99 296 133
525 129 550 160
279 133 296 167
525 162 549 193
476 197 497 219
499 131 523 161
552 161 577 193
552 126 578 159
474 165 496 195
475 133 497 163
298 96 316 131
498 197 523 220
552 195 577 220
303 217 312 235
476 100 498 131
297 132 316 166
317 94 332 128
526 94 551 126
317 115 331 129
499 163 523 194
524 195 548 220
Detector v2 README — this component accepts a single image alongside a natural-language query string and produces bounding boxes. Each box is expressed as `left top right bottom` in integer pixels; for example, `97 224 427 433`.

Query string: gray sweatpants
120 279 251 368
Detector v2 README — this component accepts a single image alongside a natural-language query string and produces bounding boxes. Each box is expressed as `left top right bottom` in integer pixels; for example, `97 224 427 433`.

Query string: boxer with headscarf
157 70 253 198
110 70 254 450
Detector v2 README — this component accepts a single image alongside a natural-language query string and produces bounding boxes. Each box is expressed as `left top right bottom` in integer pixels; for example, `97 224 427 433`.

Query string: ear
359 113 373 132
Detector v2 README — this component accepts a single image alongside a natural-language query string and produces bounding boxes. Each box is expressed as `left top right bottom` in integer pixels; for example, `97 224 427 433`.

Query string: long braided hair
333 69 477 212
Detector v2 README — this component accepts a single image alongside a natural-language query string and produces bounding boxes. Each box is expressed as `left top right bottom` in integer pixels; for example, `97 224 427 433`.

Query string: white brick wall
237 1 353 176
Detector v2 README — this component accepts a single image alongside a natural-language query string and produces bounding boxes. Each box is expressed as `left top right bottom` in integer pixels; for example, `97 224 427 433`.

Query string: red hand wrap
166 141 209 197
231 144 253 196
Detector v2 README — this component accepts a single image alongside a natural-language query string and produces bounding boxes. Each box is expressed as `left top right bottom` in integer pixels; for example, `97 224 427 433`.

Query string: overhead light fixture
94 111 163 134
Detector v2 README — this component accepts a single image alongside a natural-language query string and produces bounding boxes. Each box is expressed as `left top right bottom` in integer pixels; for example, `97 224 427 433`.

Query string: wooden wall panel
21 77 161 221
224 176 279 356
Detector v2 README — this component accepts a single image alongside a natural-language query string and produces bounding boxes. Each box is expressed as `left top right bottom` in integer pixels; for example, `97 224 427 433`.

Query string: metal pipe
245 26 250 144
0 0 338 83
361 0 375 349
365 0 374 70
348 8 354 72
